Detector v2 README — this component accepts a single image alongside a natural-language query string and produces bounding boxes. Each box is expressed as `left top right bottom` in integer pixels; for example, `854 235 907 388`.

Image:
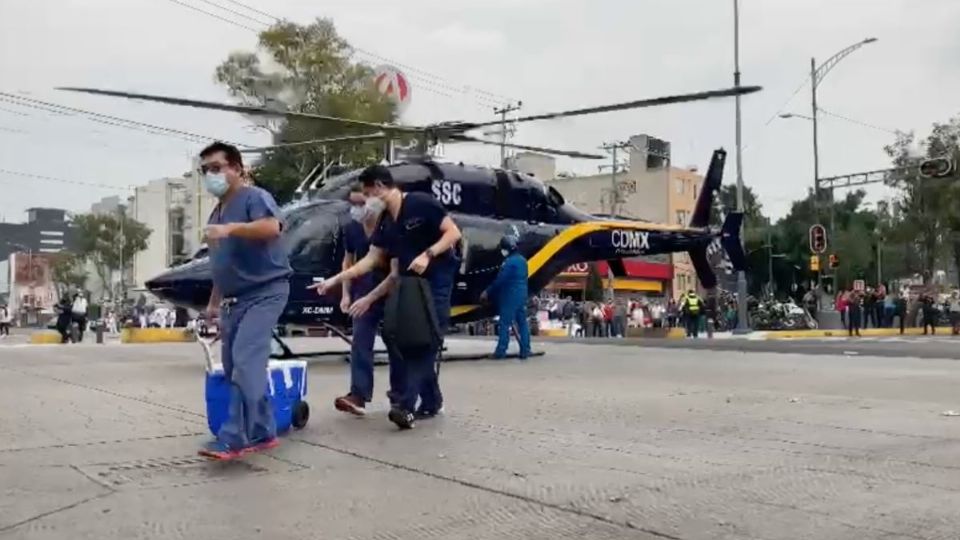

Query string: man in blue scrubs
311 165 461 430
197 142 292 460
480 234 531 359
334 184 399 416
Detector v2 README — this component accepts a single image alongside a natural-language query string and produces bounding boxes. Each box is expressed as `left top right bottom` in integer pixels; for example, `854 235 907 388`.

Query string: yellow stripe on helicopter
451 220 700 317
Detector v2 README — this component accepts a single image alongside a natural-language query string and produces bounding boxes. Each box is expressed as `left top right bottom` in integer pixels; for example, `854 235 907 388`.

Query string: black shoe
388 407 416 430
414 406 445 420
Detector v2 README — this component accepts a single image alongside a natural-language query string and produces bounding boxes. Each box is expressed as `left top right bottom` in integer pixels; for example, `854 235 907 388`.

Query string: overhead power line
819 108 898 135
157 0 260 32
157 0 515 109
192 0 272 26
220 0 280 22
0 169 192 196
0 92 254 147
0 168 134 191
763 73 811 126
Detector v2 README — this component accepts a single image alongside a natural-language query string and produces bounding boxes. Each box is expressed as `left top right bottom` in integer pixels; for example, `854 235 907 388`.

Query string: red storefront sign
561 259 673 280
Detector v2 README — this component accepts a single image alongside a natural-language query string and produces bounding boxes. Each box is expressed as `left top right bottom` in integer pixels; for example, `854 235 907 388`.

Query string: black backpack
383 275 441 353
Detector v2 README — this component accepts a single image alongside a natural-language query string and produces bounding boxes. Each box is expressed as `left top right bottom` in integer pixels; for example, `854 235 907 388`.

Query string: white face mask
349 206 366 221
501 249 509 257
365 197 386 216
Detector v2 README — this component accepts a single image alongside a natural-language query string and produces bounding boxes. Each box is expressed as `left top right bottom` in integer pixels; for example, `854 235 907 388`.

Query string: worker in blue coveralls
311 165 461 430
197 142 292 460
333 184 399 416
480 234 531 359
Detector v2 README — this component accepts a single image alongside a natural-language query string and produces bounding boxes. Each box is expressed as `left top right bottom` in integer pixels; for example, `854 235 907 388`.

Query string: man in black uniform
311 165 462 429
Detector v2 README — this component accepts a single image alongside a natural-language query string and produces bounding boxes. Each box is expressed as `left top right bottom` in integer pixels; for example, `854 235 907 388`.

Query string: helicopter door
494 170 511 218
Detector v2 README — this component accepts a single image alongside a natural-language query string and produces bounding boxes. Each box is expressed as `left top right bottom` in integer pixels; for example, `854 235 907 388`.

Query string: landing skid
269 326 546 364
269 324 391 360
441 351 546 362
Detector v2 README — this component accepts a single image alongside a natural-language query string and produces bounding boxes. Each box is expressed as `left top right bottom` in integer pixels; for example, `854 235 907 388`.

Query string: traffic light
809 224 827 253
829 254 839 269
810 255 820 272
919 157 954 179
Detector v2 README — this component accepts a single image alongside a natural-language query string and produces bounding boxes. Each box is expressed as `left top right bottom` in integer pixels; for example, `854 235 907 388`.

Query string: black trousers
848 309 861 336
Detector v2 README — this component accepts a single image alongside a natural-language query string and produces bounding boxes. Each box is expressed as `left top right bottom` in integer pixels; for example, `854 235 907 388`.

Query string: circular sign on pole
373 65 412 115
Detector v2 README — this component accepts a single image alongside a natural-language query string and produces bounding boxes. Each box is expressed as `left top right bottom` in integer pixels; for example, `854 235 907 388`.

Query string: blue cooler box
205 360 310 437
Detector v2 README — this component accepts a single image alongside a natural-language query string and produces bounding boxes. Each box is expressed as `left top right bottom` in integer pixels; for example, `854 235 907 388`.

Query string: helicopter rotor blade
239 132 388 154
464 85 763 130
57 87 424 134
449 134 604 159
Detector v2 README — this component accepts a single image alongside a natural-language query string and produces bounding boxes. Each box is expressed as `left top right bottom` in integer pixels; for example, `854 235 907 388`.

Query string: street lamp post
732 0 750 332
811 38 878 236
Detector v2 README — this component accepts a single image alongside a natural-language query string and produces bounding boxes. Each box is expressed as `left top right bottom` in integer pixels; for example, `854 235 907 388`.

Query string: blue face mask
204 173 229 197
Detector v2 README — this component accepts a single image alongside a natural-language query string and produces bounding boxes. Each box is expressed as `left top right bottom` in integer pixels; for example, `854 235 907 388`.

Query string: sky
1 0 958 223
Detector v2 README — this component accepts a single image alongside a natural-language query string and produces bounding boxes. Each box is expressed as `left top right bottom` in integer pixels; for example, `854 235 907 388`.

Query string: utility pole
600 141 630 300
118 200 126 304
600 141 630 216
492 102 522 167
733 0 750 333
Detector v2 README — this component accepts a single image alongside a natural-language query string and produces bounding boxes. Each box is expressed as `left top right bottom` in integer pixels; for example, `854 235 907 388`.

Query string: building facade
518 135 706 300
126 165 216 289
0 207 77 261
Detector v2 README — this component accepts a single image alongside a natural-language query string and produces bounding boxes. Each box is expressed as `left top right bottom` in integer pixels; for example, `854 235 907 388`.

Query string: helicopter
59 84 757 357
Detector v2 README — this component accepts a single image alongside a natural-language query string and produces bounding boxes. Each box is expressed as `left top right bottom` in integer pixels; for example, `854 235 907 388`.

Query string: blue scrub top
342 220 383 299
208 186 292 297
371 192 457 282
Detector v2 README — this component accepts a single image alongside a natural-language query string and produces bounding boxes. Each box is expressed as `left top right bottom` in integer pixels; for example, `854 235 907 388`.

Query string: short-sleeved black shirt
371 192 455 281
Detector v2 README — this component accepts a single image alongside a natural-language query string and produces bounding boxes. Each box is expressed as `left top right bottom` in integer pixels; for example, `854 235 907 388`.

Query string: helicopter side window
284 203 342 275
505 172 537 222
494 170 511 218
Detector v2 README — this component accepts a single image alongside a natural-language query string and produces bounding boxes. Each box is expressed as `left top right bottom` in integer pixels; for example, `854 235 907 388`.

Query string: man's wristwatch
424 248 436 259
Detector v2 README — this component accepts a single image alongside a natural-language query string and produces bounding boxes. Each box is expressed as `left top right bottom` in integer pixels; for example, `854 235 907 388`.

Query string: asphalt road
2 338 960 539
532 334 960 360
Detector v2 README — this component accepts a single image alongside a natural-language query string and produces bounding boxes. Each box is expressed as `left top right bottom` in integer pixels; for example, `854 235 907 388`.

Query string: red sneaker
334 394 367 416
198 441 243 461
241 437 280 455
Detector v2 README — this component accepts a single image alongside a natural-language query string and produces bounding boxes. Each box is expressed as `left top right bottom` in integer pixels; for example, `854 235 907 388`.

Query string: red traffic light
809 224 827 254
919 157 954 178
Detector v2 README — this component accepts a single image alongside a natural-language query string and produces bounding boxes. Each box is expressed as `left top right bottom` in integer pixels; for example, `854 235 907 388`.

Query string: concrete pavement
2 338 960 539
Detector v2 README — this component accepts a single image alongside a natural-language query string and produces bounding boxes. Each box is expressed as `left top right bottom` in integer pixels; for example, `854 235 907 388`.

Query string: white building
129 164 216 288
87 160 217 293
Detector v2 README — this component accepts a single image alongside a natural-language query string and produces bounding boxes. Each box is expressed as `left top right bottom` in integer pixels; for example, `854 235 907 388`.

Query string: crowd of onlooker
534 291 739 338
823 285 960 336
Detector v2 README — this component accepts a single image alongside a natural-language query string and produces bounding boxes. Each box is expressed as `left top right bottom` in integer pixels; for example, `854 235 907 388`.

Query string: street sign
809 224 827 254
853 279 865 292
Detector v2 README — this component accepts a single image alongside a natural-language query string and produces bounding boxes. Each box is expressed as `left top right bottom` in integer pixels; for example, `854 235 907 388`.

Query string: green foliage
215 18 397 204
72 211 151 298
876 116 960 287
710 184 766 230
50 253 88 296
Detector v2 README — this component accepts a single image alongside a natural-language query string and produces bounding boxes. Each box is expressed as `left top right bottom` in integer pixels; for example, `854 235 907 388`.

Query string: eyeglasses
200 162 230 174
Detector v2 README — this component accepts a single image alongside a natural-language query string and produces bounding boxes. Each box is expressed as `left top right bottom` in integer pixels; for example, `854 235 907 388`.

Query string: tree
883 118 960 285
710 184 766 230
215 18 398 204
72 211 151 299
50 253 88 297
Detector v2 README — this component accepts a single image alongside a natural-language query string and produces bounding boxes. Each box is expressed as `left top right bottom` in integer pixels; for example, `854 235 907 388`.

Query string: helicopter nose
145 257 213 311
